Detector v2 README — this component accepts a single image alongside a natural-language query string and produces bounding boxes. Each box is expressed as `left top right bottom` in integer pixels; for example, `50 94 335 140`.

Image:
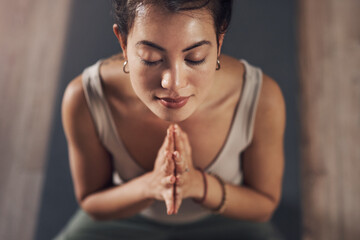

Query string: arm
175 75 286 222
62 76 176 221
204 75 286 221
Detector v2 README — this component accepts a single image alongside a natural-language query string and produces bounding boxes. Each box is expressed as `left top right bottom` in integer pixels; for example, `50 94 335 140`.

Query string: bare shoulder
260 74 285 109
253 73 286 143
259 74 286 120
61 70 109 150
62 74 86 118
61 74 94 143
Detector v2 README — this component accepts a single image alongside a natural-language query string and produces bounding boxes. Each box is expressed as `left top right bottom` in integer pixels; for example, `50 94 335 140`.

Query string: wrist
207 172 227 214
191 168 206 201
141 171 155 200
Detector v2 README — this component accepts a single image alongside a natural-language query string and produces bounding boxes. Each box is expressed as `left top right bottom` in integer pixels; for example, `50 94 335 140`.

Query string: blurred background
0 0 358 240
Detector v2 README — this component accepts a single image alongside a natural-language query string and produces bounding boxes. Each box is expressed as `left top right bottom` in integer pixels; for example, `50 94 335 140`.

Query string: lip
157 96 190 109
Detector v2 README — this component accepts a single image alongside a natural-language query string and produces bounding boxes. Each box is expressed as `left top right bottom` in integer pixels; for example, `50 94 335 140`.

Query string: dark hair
112 0 233 47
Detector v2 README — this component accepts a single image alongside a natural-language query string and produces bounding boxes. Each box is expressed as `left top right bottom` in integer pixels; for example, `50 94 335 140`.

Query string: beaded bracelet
193 167 208 204
208 172 227 214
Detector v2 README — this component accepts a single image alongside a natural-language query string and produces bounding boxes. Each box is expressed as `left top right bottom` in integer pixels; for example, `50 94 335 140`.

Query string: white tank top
81 58 263 224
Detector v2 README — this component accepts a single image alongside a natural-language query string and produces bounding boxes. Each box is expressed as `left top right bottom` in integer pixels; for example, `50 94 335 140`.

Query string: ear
217 33 225 57
113 24 128 59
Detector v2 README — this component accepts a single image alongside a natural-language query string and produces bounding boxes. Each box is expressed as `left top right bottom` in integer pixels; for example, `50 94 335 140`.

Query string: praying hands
146 124 204 215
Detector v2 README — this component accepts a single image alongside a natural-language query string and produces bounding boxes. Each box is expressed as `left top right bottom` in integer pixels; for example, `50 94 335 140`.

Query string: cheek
129 66 161 95
190 67 215 91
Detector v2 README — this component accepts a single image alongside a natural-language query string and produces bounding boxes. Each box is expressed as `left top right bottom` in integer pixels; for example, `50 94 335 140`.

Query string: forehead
128 4 216 45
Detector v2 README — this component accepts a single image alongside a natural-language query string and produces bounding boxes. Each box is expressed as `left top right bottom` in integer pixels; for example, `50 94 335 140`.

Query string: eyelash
141 59 162 66
186 59 206 65
141 59 206 66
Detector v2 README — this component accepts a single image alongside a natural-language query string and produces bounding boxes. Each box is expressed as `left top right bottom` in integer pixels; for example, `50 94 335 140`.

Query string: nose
161 63 187 91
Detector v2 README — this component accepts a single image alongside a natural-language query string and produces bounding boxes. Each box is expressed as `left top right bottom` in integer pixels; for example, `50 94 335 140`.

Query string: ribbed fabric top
81 59 263 224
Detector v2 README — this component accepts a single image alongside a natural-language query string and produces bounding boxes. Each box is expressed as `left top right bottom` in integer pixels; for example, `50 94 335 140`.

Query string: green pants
54 209 284 240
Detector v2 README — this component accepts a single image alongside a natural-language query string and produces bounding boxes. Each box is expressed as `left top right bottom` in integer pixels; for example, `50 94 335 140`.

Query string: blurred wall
34 1 301 240
0 1 71 240
298 0 360 239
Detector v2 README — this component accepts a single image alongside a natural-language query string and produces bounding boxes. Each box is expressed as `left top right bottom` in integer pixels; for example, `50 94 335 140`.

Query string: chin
150 104 196 123
160 113 190 123
157 109 194 123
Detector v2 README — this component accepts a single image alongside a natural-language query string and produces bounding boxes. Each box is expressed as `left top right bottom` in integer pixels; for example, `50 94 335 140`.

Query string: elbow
256 212 273 223
85 210 107 221
256 199 279 223
80 204 109 221
79 197 109 221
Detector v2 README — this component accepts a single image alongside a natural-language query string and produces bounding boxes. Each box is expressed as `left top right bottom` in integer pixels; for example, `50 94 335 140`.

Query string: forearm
201 174 278 222
81 172 154 221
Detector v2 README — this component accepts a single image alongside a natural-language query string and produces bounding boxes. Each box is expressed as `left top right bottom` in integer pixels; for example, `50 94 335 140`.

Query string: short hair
112 0 233 47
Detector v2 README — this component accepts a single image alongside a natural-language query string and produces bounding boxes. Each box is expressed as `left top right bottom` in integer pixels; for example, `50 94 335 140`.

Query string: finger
164 189 174 215
159 126 172 154
161 174 176 186
163 152 175 175
173 124 183 152
175 174 184 186
173 151 186 174
159 150 170 171
174 127 188 170
174 188 182 214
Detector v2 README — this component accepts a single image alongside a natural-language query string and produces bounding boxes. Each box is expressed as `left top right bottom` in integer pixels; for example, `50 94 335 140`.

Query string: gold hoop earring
123 60 129 74
216 59 221 71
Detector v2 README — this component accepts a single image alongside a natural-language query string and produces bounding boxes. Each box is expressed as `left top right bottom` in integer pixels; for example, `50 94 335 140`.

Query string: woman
57 0 286 239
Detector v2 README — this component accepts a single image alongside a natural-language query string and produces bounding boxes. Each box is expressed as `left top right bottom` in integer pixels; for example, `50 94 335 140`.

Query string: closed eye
186 58 205 65
141 58 206 67
141 59 162 66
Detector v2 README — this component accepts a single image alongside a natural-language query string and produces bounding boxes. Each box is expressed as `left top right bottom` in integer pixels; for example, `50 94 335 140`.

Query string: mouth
156 96 190 109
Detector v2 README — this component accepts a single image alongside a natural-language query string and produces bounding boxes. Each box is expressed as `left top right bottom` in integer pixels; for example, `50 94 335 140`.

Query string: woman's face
122 4 221 122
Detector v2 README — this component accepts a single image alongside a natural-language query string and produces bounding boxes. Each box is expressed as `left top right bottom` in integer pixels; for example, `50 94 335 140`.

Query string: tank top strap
238 59 263 149
81 60 119 150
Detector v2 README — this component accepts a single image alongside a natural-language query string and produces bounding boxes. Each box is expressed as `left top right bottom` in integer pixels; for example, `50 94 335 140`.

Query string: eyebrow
135 40 211 52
